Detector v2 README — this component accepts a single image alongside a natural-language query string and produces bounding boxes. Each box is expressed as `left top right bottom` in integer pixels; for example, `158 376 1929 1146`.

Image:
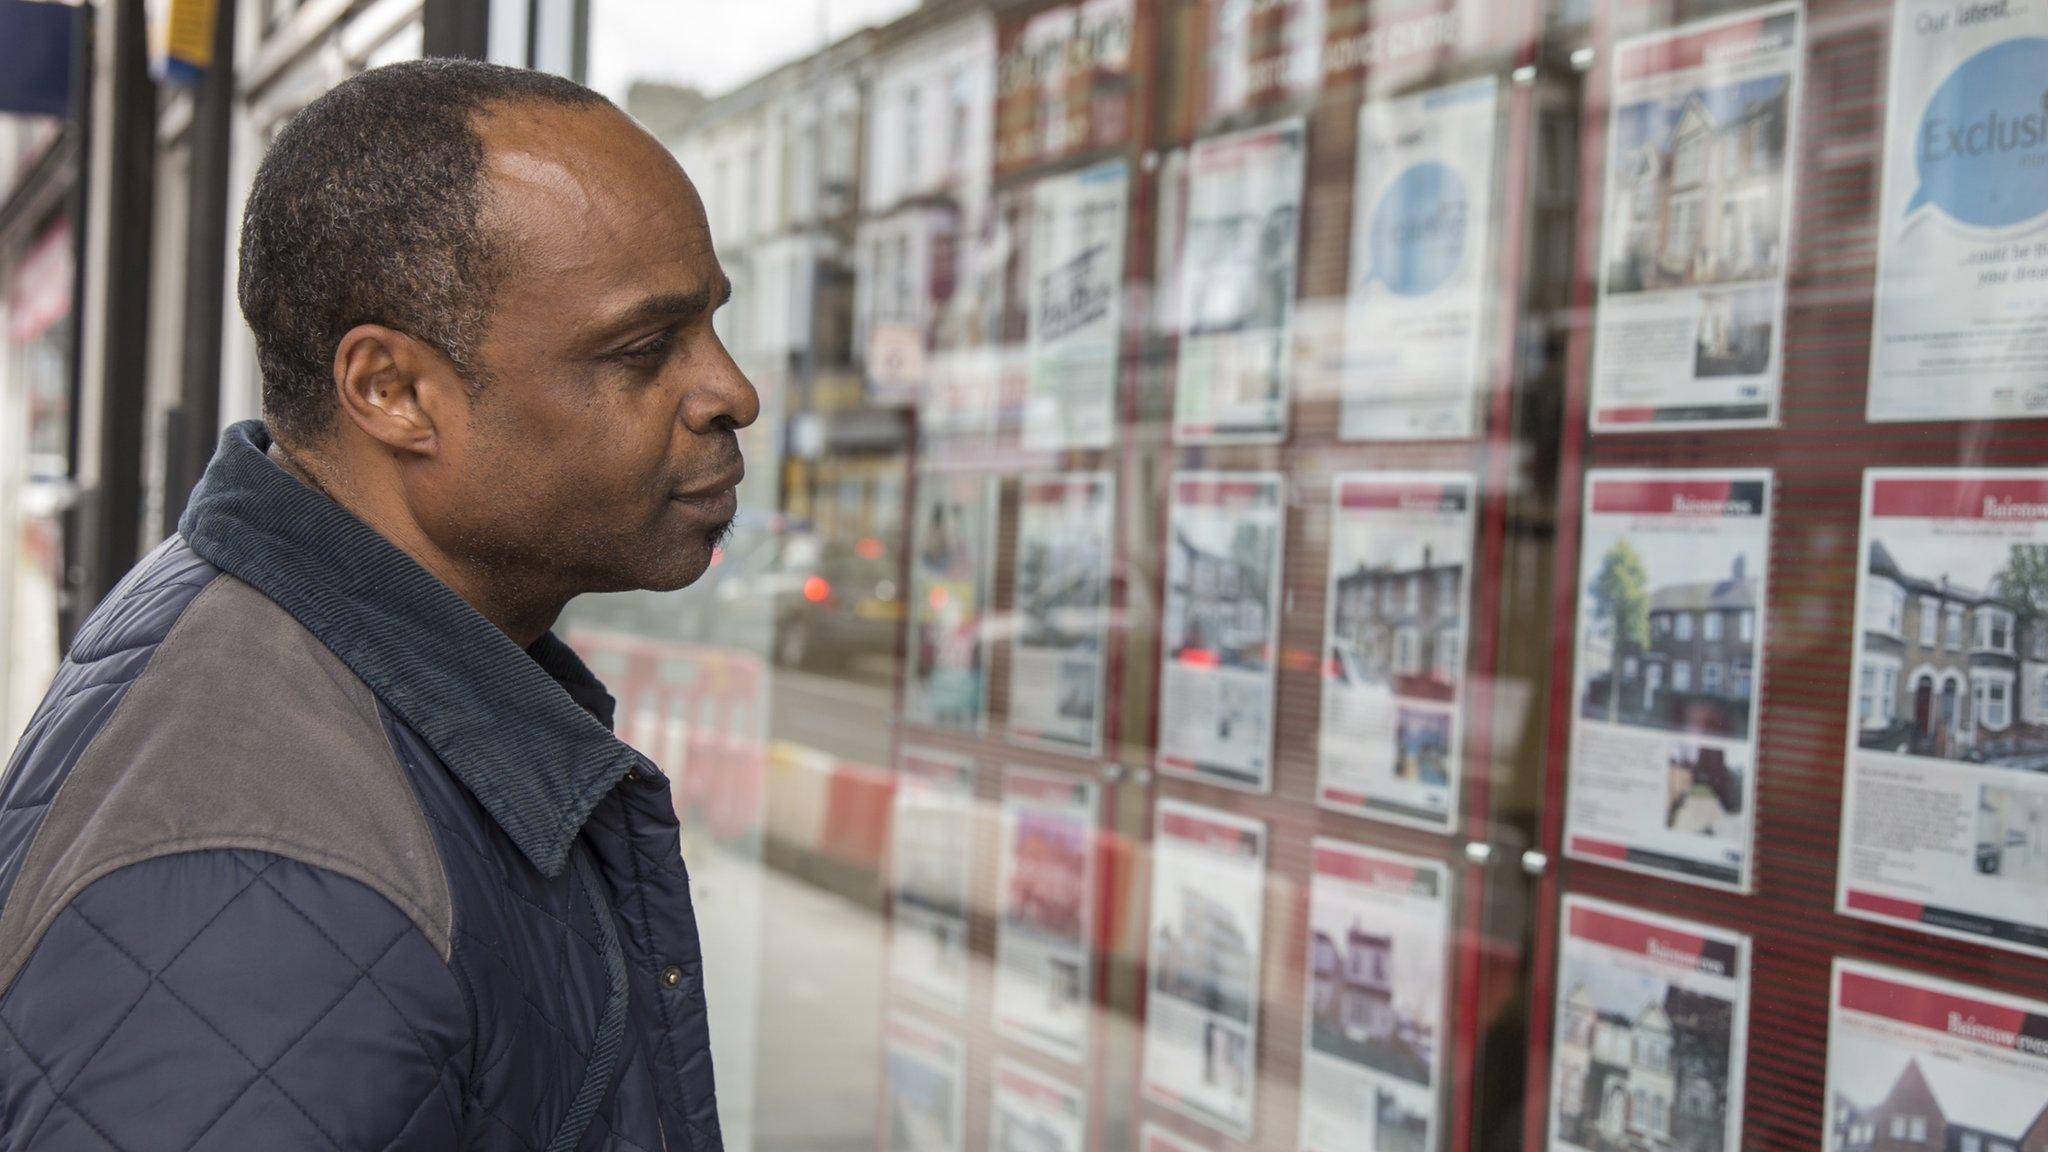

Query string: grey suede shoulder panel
0 575 454 989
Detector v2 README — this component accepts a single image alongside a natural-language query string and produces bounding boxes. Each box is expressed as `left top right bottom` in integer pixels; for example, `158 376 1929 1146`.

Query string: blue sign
1910 36 2048 229
0 0 76 118
1366 161 1470 298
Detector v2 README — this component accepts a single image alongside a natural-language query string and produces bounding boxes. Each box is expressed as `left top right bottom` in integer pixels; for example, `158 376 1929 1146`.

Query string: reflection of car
757 534 903 673
1978 841 2002 875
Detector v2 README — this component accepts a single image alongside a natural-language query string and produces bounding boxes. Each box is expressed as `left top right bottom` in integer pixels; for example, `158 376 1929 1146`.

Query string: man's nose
683 341 762 433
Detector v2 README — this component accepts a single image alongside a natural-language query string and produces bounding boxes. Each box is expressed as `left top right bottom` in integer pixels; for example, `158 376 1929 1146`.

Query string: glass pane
563 1 2048 1150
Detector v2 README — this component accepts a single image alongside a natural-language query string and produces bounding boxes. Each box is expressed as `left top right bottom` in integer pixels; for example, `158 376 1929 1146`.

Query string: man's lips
670 469 743 518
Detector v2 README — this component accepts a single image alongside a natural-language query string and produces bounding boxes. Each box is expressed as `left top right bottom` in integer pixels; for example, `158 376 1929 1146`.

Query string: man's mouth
671 468 743 520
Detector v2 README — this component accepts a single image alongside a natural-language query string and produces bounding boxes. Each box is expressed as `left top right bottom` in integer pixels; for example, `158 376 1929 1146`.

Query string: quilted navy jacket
0 421 719 1151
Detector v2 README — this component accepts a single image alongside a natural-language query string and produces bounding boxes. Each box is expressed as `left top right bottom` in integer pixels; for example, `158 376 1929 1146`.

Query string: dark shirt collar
179 419 636 878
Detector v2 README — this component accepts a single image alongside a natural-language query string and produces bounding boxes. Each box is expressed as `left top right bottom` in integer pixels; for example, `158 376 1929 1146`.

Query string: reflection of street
770 666 898 769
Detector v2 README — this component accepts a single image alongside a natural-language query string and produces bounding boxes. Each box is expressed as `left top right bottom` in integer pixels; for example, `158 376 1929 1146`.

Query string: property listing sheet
906 472 995 732
1157 472 1287 792
1296 839 1452 1152
1174 120 1307 443
1140 1123 1213 1152
1589 4 1803 431
1839 469 2048 958
1547 896 1751 1152
1142 800 1269 1138
1317 472 1475 831
989 1059 1088 1152
889 748 979 1012
883 1014 967 1152
1867 0 2048 422
1009 472 1115 755
1027 161 1130 451
1342 76 1501 442
1825 959 2048 1152
1566 470 1773 891
993 765 1102 1064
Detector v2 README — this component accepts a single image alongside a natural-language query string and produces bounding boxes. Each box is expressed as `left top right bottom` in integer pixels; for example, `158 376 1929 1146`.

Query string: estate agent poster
1157 472 1287 792
1547 896 1751 1152
1567 470 1773 891
1825 959 2048 1152
1839 469 2048 958
1142 800 1269 1138
906 472 995 732
994 766 1102 1063
884 1014 967 1152
1317 472 1476 831
990 1059 1088 1152
1297 839 1452 1152
1590 4 1803 431
1343 76 1502 442
889 748 978 1012
1867 0 2048 421
1174 120 1307 443
1027 161 1130 451
1010 472 1116 755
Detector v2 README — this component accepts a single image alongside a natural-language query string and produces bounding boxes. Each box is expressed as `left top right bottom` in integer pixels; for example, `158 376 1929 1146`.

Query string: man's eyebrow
611 276 734 328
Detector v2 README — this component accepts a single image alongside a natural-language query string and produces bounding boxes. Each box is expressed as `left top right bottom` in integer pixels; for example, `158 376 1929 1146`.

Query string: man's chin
632 519 733 593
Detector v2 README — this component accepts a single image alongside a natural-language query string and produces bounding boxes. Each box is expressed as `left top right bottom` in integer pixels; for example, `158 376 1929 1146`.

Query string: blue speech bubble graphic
1909 36 2048 228
1368 161 1470 297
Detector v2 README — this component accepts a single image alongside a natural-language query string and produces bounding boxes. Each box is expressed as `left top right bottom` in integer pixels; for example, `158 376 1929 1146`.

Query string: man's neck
266 440 563 647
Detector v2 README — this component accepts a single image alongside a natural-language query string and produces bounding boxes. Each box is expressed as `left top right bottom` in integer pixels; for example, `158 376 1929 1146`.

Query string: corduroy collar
179 420 636 878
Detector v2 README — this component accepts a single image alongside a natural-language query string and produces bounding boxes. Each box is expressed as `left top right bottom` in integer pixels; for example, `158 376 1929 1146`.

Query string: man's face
410 101 759 598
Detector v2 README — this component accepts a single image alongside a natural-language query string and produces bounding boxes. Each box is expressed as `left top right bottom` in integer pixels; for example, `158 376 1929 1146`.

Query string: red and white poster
1157 473 1286 792
995 0 1137 175
1825 959 2048 1152
889 748 979 1013
1317 472 1475 831
1142 800 1269 1138
1547 896 1751 1152
1839 469 2048 958
989 1058 1088 1152
883 1014 967 1152
1567 470 1773 891
1297 840 1452 1152
993 766 1101 1064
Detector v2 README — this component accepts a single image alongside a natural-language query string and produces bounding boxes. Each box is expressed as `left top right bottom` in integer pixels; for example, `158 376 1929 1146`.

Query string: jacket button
660 965 684 989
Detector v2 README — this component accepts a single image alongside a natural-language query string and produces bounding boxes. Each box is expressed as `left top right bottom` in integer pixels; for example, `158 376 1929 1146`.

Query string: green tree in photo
2001 543 2048 625
1589 539 1651 721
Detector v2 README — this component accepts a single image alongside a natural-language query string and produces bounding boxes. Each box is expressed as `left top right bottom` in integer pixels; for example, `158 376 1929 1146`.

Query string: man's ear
332 324 470 456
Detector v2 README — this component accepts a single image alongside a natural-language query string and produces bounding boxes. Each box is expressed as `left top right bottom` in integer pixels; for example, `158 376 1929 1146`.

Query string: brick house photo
1857 539 2048 770
1329 543 1465 702
1830 1058 2048 1152
1581 552 1759 742
1554 978 1734 1152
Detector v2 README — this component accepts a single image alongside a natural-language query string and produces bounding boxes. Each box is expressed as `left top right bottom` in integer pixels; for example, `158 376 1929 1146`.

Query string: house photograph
1329 540 1466 703
1153 887 1258 1025
1604 73 1791 297
1308 919 1436 1086
1579 539 1760 742
1858 540 2048 769
1829 1052 2048 1152
1554 966 1734 1152
1167 518 1278 672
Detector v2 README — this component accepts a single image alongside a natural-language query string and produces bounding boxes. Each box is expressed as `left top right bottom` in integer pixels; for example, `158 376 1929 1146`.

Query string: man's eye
623 333 674 362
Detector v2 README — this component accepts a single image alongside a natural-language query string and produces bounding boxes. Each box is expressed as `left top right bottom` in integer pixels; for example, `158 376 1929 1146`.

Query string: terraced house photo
1858 541 2048 769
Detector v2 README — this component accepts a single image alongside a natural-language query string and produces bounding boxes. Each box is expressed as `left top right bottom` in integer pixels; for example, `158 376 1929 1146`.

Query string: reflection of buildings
1009 820 1088 938
1600 555 1757 737
1859 542 2048 768
1557 981 1735 1152
1330 545 1464 699
1153 890 1254 1022
1019 534 1107 647
1830 1058 2048 1152
1607 80 1789 293
1169 525 1272 667
1309 922 1432 1084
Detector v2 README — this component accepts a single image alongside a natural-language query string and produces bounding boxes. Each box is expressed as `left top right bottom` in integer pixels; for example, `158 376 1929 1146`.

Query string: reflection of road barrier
564 630 769 843
763 739 894 908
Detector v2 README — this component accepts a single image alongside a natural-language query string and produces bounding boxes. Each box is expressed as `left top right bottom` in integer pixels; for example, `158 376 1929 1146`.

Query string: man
0 58 755 1151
